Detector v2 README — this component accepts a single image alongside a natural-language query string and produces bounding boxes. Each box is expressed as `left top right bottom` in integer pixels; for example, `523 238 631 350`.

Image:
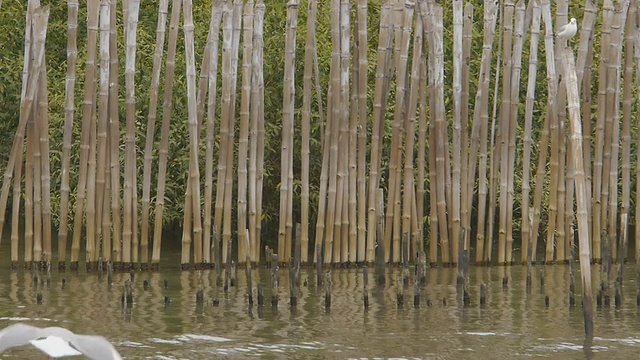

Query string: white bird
0 323 122 360
556 18 578 40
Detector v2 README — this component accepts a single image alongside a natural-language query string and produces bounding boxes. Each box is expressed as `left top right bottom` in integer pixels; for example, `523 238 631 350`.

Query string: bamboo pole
459 2 472 254
108 0 120 266
402 1 420 265
69 0 99 269
521 0 540 264
497 0 514 265
366 1 393 264
540 0 559 264
94 0 110 268
561 39 593 338
122 0 140 269
635 0 640 266
254 1 266 263
301 0 317 265
38 59 52 265
468 0 498 265
249 1 265 263
203 1 223 268
85 85 97 268
355 0 367 264
237 0 254 265
57 0 79 268
140 0 169 268
183 0 204 268
451 0 462 266
25 105 35 268
592 0 614 263
348 0 358 265
151 0 182 268
279 0 299 264
222 0 243 266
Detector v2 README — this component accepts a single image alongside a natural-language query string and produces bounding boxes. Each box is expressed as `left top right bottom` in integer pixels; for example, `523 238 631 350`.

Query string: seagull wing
0 323 44 352
556 23 569 36
68 334 123 360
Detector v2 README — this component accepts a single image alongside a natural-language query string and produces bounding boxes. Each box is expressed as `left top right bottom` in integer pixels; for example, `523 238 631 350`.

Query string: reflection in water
1 245 640 359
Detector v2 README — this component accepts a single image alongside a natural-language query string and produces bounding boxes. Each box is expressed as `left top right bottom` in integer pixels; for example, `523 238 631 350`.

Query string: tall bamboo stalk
504 0 525 265
215 2 233 264
468 0 498 265
459 2 472 254
122 0 140 269
366 0 393 264
183 0 203 268
403 1 419 264
249 1 266 263
94 0 110 268
25 105 35 267
301 0 317 265
203 1 223 267
451 0 462 265
70 0 99 269
38 59 52 265
108 0 120 265
620 0 635 264
348 0 358 264
279 0 299 263
140 0 169 268
151 0 182 268
497 0 514 265
57 0 79 268
237 0 254 265
562 40 593 337
355 0 367 264
635 0 640 265
253 1 266 263
85 87 97 268
521 0 540 264
540 0 559 264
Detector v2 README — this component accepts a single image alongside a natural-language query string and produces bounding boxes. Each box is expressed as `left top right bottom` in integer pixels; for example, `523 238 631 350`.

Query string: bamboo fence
0 0 639 291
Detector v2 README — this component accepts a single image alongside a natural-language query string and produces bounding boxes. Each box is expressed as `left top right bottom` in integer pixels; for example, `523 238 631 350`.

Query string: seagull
0 323 122 360
556 18 578 40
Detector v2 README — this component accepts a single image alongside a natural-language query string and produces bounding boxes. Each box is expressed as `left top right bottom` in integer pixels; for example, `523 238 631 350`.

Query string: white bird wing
556 23 569 35
0 323 43 352
29 336 83 358
68 334 123 360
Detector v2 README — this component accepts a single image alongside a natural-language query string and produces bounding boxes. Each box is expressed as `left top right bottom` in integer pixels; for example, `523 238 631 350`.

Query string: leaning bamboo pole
57 0 79 268
520 0 540 264
237 0 254 265
70 0 99 269
85 87 97 268
468 0 498 265
301 0 316 265
561 38 594 338
25 106 35 267
151 0 182 268
140 0 169 268
107 0 120 265
416 46 427 262
122 0 140 269
279 0 299 263
366 0 393 264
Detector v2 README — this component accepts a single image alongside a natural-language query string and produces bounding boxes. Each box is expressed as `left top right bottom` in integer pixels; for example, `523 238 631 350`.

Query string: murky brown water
2 242 640 359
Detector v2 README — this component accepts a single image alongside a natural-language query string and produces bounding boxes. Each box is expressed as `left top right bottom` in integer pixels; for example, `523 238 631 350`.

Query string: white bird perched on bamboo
556 18 578 40
0 323 122 360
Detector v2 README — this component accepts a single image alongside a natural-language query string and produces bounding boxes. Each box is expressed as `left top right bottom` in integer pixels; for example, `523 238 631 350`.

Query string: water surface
1 243 640 359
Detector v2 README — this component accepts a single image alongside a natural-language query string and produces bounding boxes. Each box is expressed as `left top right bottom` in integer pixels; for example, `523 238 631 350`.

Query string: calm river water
1 242 640 359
